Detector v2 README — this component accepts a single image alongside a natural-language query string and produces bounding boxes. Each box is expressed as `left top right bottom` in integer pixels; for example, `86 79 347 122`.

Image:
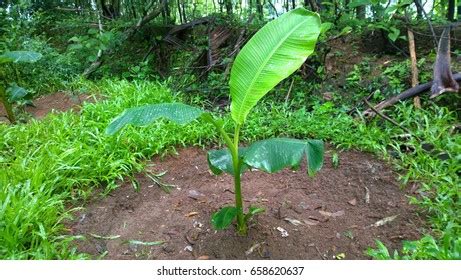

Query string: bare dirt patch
71 147 426 260
0 92 92 122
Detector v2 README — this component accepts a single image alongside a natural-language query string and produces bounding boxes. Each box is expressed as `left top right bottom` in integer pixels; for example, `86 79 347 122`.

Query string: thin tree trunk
414 0 423 18
356 5 365 19
182 0 187 23
225 0 232 15
256 0 264 20
177 0 183 23
308 0 319 12
448 0 456 21
407 28 421 108
268 0 278 17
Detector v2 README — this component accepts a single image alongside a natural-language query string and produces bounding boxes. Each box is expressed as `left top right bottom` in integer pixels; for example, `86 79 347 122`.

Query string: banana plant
107 8 324 235
0 51 42 123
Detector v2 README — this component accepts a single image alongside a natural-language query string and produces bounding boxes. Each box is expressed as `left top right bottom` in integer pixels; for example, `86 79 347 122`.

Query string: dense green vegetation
0 0 460 259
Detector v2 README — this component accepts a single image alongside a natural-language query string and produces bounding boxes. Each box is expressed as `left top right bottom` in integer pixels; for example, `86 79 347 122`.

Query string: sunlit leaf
230 8 320 125
106 103 204 135
0 51 42 63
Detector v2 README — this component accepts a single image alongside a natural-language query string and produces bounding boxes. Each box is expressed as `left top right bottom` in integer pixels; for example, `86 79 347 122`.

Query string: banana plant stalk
0 50 42 124
107 8 324 235
0 85 15 123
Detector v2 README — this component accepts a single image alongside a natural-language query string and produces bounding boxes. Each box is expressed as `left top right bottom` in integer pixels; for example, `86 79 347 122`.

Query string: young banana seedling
0 51 42 123
107 8 324 235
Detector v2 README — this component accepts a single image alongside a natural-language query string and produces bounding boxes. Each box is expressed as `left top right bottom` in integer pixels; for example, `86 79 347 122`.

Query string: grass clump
0 79 214 259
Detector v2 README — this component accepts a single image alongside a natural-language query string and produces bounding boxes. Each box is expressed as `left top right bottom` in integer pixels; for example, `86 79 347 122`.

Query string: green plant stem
206 117 247 235
232 124 246 235
0 84 15 123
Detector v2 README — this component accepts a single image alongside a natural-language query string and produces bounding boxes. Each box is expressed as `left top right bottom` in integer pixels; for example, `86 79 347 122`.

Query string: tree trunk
458 3 461 20
181 0 187 23
448 0 456 21
177 0 183 23
407 28 421 108
225 0 233 15
414 0 423 19
256 0 264 20
307 0 319 12
356 5 366 19
162 0 170 23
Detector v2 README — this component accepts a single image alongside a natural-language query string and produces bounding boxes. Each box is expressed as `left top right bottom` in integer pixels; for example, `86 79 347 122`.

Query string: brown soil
71 147 426 260
0 92 92 122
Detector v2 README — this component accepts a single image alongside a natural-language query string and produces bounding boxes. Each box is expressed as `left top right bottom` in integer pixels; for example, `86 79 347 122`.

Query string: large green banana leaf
230 8 320 125
106 103 204 135
0 51 42 64
208 138 324 176
244 138 324 176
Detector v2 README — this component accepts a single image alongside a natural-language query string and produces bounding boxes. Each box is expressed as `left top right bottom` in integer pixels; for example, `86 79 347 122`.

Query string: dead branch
363 99 420 141
223 14 255 78
83 3 164 78
362 73 461 117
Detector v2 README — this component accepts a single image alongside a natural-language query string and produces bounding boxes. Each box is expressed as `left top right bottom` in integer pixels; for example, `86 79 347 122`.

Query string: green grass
1 79 459 259
0 79 215 259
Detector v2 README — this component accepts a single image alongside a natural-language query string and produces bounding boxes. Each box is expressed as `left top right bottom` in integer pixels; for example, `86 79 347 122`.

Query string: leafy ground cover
1 79 459 259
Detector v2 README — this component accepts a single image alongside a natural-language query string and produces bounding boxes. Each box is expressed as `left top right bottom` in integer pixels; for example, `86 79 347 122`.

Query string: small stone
348 198 357 206
197 255 209 260
184 245 193 252
188 190 204 200
162 245 175 253
262 248 271 258
276 227 289 237
298 196 324 210
193 221 203 228
322 92 334 101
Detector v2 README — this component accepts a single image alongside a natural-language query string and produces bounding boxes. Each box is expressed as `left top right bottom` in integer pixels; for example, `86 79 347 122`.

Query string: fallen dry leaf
185 212 199 217
319 210 345 217
284 217 303 226
372 215 398 227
